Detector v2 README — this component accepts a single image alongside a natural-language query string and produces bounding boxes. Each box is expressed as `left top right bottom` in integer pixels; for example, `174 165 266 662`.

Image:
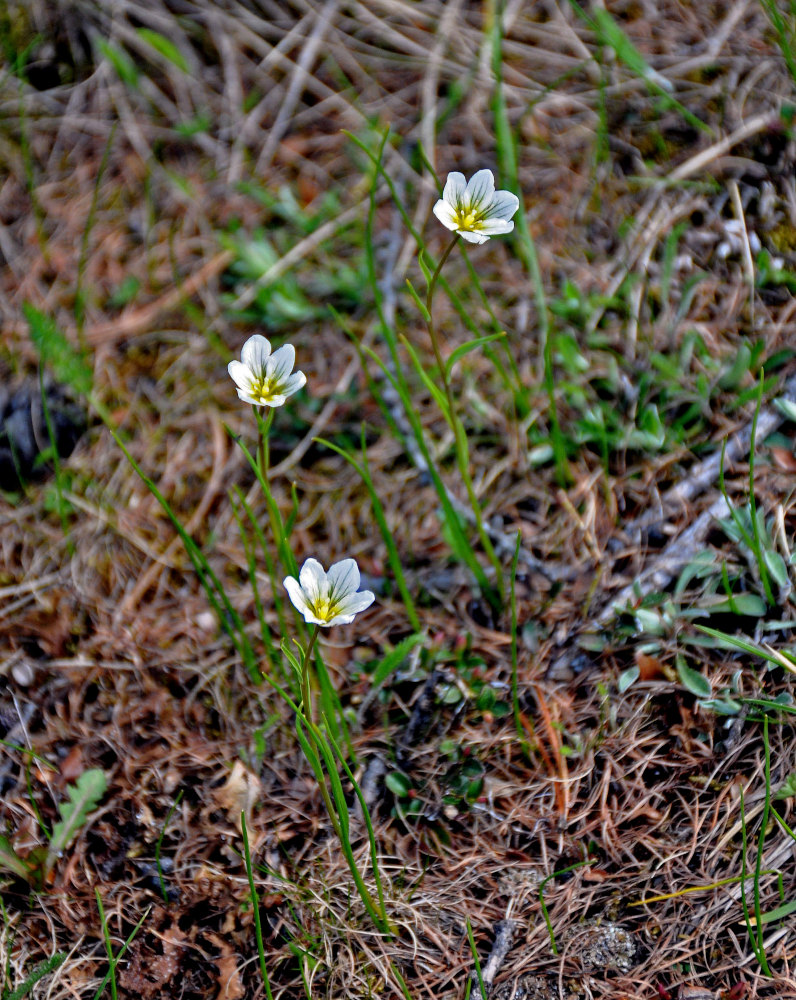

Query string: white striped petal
482 190 519 220
458 229 489 244
433 199 459 231
464 169 495 212
241 334 272 375
476 218 515 236
442 172 467 209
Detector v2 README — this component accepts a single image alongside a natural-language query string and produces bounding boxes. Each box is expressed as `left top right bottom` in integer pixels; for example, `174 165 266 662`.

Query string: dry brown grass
1 1 796 998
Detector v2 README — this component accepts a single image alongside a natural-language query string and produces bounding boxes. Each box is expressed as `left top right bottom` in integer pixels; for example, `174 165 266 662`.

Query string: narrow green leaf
95 39 139 87
370 633 425 689
136 29 189 73
444 333 506 380
399 334 451 418
405 278 431 323
751 898 796 926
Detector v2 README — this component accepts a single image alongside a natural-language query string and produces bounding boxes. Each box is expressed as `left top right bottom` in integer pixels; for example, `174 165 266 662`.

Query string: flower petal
298 558 326 605
236 387 259 404
442 172 467 209
268 343 296 382
327 558 360 599
458 229 490 244
284 576 313 620
464 169 495 212
335 590 375 618
482 189 519 221
476 218 515 236
433 199 459 231
228 360 256 391
282 371 307 396
241 334 272 375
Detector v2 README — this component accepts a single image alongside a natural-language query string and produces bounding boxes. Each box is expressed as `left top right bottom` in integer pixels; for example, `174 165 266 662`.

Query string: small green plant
0 768 107 889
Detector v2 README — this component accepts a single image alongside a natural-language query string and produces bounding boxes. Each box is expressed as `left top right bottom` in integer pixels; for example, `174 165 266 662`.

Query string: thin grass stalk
316 431 421 631
466 918 487 1000
91 906 150 1000
294 716 391 934
37 368 72 554
155 789 183 903
390 962 415 1000
489 0 571 486
754 714 773 971
241 813 275 1000
232 486 294 685
104 415 260 681
95 889 118 1000
539 858 596 954
739 784 770 974
288 634 391 933
510 532 530 760
748 373 775 604
76 122 116 340
229 490 279 675
423 239 504 603
322 716 392 932
358 340 494 597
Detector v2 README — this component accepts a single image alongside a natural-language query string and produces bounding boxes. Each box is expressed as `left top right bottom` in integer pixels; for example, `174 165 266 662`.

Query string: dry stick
468 918 516 1000
597 370 796 622
621 371 796 546
588 110 780 336
85 250 234 346
254 0 340 174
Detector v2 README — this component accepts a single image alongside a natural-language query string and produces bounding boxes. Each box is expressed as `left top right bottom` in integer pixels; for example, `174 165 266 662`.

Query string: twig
468 918 516 1000
621 371 796 546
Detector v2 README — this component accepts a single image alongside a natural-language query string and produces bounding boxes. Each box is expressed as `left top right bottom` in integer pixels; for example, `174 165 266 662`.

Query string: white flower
432 169 519 245
284 558 375 627
228 334 306 407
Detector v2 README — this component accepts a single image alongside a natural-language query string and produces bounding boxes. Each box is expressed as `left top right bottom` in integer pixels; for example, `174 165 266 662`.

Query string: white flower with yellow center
432 169 520 245
228 334 306 407
284 558 375 627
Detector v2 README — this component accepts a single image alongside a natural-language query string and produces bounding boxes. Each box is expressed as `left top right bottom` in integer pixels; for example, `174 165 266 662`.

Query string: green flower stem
300 625 321 726
254 406 295 579
426 235 504 602
425 235 459 385
293 631 391 934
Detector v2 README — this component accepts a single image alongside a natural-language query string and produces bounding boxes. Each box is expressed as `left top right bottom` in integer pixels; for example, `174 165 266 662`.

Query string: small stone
195 611 216 631
11 660 35 686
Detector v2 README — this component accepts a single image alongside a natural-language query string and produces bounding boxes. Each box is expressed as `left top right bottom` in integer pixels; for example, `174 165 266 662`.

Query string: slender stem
294 632 386 929
254 406 289 574
424 236 504 602
255 406 276 478
300 625 321 727
426 235 460 397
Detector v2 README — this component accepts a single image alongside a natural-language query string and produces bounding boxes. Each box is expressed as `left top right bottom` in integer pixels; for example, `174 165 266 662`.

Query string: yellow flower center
252 374 282 403
461 210 477 229
310 594 340 622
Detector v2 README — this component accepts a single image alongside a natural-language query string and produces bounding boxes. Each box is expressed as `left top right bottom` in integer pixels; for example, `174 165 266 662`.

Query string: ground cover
2 1 796 998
